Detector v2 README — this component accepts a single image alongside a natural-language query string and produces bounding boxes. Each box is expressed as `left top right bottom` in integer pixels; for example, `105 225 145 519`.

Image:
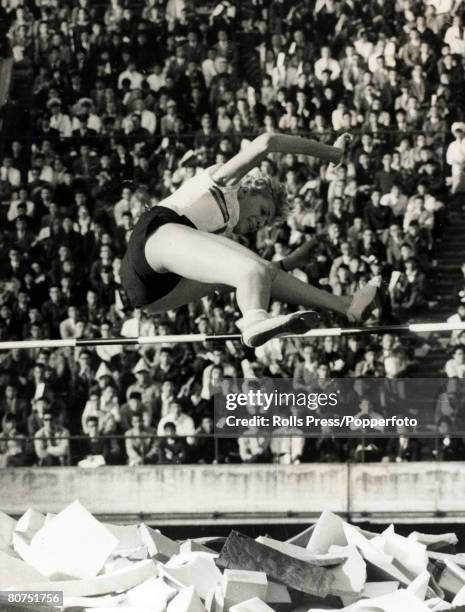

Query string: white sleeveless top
158 165 240 234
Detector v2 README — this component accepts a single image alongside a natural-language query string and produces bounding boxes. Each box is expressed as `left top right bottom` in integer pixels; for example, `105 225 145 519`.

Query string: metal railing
0 431 458 466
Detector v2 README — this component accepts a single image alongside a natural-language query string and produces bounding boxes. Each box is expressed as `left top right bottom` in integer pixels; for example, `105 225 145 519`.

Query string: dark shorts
120 206 196 309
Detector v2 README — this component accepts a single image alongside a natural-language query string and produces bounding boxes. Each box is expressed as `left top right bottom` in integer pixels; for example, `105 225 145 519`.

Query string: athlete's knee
239 259 275 286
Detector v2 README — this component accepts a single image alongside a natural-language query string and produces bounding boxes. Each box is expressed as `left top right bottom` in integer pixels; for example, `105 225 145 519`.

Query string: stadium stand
1 0 465 467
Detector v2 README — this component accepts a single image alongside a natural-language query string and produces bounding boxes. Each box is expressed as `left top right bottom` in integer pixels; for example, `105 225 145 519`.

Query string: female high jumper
120 132 381 347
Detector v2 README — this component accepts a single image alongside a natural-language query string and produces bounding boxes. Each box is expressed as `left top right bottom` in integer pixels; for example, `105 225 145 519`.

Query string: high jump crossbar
0 321 464 350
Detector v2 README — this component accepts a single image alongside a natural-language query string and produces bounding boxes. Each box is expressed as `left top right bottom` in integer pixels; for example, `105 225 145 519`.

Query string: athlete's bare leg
144 225 375 325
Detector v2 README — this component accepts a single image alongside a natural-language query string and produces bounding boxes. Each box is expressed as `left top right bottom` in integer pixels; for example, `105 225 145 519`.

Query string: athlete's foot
346 279 383 323
242 310 321 348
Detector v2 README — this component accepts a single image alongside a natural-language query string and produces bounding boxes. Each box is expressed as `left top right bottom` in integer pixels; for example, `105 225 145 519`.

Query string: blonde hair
238 172 290 219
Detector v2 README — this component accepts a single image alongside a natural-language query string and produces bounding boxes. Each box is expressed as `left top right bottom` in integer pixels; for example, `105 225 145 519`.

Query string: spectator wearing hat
125 410 158 466
126 358 158 412
34 409 70 466
93 362 115 390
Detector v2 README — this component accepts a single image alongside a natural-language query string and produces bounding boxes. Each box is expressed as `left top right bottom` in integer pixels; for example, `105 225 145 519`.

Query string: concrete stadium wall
1 463 465 523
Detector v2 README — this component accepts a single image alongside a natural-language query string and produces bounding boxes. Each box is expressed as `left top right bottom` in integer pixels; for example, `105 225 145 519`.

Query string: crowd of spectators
1 0 465 467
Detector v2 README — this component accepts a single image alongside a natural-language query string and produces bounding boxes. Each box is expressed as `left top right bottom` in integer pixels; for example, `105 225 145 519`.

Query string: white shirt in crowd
121 109 157 134
157 413 195 437
270 427 305 464
201 58 218 87
120 316 141 338
71 114 102 134
118 68 144 90
446 138 465 174
7 198 35 221
238 430 269 462
445 359 465 378
146 71 166 92
27 165 54 184
314 57 341 81
0 165 21 186
50 113 73 138
113 196 131 226
444 24 465 56
380 192 408 217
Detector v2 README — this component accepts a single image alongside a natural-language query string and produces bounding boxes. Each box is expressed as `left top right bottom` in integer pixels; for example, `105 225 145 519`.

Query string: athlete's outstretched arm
212 133 350 187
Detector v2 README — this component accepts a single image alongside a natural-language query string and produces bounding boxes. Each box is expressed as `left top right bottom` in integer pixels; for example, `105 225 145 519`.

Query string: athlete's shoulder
205 164 241 192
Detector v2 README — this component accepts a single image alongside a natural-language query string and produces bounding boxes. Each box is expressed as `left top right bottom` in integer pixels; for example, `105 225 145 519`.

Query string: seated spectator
0 413 27 467
152 347 181 386
126 358 158 413
124 411 158 466
293 344 319 390
355 347 383 377
158 422 187 464
391 259 428 315
350 396 385 433
120 391 150 431
33 409 70 466
445 346 465 378
380 185 408 219
446 123 465 195
447 303 465 346
191 415 216 464
313 427 347 462
78 415 122 466
435 378 464 426
157 400 195 440
269 407 305 464
0 384 29 433
238 426 270 463
27 396 48 438
433 417 465 461
383 425 422 462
